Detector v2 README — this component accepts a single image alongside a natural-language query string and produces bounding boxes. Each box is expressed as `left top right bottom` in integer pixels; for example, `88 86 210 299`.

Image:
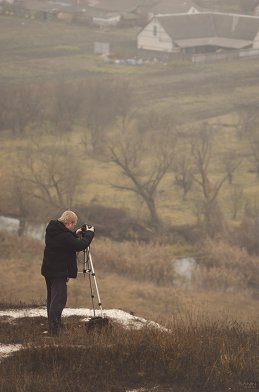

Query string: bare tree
190 123 237 237
23 140 82 210
222 152 241 185
173 148 194 200
108 125 176 227
1 163 42 235
237 200 259 254
237 106 259 177
229 184 244 220
5 134 84 230
136 107 180 136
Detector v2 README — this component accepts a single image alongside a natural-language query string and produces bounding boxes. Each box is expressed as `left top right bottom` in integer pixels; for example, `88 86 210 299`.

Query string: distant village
2 0 259 57
1 0 206 26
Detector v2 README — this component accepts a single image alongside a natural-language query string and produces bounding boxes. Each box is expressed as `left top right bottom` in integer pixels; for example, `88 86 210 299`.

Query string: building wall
137 19 176 52
193 47 259 63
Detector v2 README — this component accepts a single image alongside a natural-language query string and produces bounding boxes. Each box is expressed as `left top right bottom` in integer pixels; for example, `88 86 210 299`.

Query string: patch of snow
0 307 167 331
0 307 167 362
0 343 22 361
126 389 146 392
126 388 159 392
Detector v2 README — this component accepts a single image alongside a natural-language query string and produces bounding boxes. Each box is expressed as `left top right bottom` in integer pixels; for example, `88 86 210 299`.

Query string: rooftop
154 12 259 48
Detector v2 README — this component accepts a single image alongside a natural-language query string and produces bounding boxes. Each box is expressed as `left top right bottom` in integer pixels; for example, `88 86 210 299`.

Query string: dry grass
1 231 259 324
1 232 259 390
195 239 259 292
0 312 258 392
88 240 177 285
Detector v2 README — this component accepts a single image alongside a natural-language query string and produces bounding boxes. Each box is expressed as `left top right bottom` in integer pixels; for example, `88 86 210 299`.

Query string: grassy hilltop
0 233 259 391
0 313 258 392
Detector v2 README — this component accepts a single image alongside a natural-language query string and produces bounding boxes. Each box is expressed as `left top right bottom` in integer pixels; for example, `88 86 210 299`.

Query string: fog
0 0 258 234
0 0 259 238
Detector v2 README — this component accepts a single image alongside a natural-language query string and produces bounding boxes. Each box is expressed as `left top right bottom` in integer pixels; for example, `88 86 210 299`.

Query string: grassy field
1 14 259 229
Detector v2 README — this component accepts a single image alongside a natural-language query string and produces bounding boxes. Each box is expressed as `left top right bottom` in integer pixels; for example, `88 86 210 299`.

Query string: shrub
196 239 259 293
85 239 176 286
234 212 259 255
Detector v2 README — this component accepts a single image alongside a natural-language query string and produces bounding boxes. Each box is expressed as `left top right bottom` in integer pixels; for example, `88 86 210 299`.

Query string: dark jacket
41 220 94 279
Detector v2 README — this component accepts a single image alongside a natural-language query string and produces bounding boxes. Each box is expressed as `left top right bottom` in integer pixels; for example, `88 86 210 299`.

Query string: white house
137 12 259 53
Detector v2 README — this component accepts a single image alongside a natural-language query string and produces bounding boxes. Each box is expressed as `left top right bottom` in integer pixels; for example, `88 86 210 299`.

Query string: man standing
41 210 94 335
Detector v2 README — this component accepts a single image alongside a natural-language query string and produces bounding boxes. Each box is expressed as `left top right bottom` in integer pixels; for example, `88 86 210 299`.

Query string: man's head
58 210 78 231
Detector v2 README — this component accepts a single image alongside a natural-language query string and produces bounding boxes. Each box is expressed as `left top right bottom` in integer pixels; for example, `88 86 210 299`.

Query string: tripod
79 246 108 330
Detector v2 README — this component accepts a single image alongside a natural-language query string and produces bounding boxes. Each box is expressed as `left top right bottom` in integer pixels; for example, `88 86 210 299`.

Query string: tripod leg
83 248 96 317
88 271 96 317
88 251 103 318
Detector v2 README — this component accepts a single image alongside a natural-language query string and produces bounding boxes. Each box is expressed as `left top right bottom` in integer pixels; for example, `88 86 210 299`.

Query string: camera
81 223 93 232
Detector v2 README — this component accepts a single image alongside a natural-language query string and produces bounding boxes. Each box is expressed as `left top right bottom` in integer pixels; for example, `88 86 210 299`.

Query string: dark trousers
45 277 67 334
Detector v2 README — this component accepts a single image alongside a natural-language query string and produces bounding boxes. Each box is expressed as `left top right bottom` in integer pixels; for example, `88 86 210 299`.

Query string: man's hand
76 226 95 236
76 228 82 236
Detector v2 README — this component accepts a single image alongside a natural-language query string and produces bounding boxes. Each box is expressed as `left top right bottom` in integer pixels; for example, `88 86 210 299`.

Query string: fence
192 47 259 63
